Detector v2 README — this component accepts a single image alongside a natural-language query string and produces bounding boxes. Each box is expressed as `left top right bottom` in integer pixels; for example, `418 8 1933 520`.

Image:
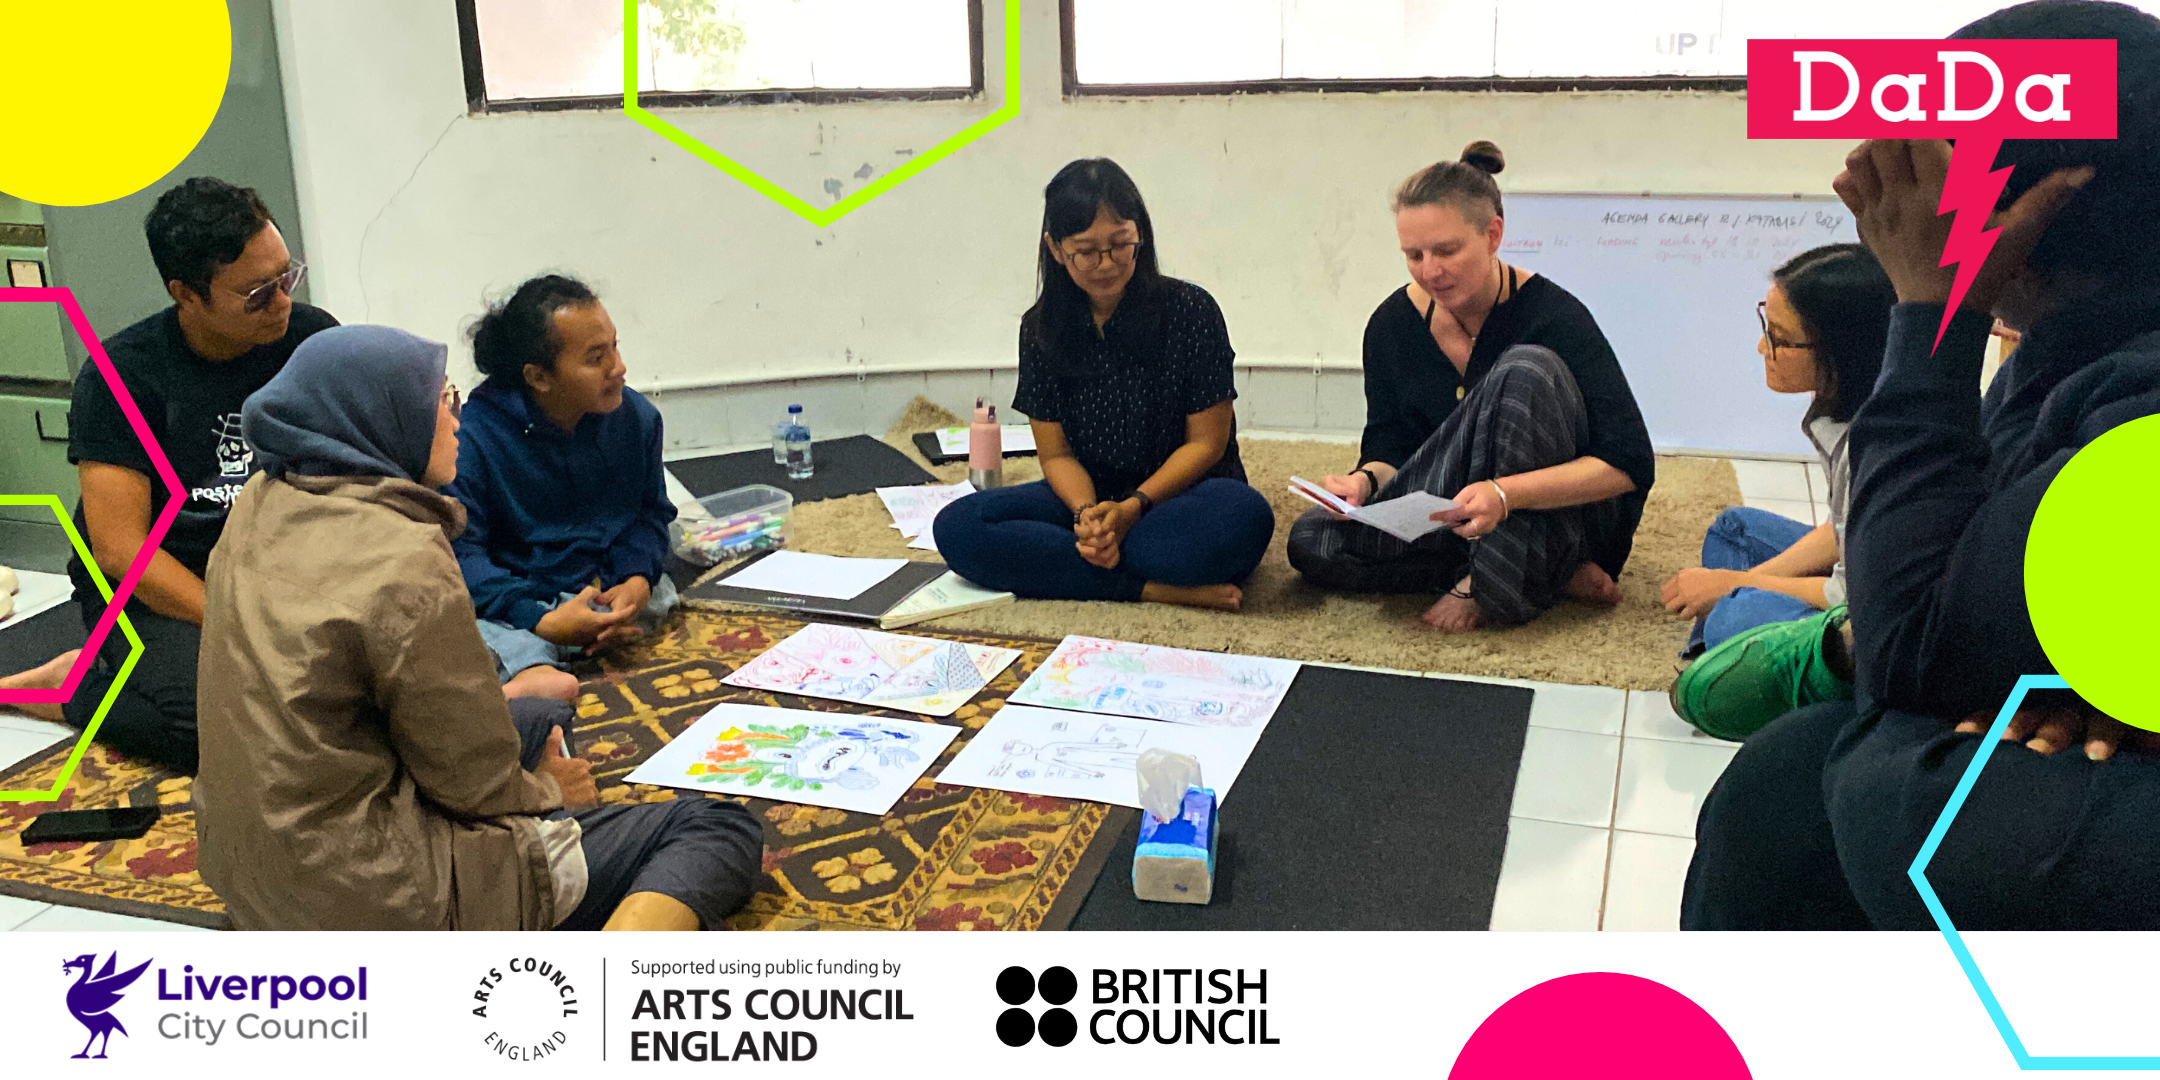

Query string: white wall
272 0 1851 451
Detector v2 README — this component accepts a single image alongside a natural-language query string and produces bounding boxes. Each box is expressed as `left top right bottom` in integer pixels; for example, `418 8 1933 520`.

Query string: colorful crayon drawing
626 703 958 815
934 705 1261 809
722 623 1021 717
1006 635 1301 729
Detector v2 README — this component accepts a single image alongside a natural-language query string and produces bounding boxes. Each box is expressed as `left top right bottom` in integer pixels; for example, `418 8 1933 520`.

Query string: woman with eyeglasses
1286 141 1656 632
932 158 1274 610
1662 245 1894 740
1685 0 2160 931
1659 247 1894 731
447 274 678 700
195 324 760 930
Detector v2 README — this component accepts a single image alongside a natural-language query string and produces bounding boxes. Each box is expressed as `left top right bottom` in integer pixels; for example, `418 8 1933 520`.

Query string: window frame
1056 0 1748 97
454 0 987 114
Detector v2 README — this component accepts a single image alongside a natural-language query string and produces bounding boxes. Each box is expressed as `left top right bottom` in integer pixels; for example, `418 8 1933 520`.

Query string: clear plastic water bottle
782 405 814 479
771 404 798 464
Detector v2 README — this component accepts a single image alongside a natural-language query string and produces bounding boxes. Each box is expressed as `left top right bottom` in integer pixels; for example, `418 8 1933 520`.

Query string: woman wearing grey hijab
194 324 760 931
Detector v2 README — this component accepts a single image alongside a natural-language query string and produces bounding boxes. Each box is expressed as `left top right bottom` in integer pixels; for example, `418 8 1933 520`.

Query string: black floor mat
669 435 936 504
1069 665 1535 930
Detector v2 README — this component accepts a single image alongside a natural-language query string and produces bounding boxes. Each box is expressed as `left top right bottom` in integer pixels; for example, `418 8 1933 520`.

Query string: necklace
1433 259 1506 401
1426 258 1507 343
1467 257 1505 345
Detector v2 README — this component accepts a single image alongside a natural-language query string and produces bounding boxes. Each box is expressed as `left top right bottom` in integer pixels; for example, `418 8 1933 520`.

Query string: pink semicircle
1450 972 1750 1080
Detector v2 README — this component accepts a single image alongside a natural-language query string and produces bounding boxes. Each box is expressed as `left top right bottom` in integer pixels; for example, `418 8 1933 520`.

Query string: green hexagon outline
622 0 1022 226
0 494 140 802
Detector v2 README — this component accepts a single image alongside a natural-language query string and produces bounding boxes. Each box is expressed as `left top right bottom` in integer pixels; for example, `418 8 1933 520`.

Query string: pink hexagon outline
0 287 181 704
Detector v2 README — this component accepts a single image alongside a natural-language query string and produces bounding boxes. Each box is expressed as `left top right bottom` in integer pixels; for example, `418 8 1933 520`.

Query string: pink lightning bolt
1932 135 2012 352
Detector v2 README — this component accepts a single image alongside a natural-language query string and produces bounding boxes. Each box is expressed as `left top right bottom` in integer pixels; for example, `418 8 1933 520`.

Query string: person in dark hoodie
1683 0 2160 930
197 324 760 930
448 275 676 701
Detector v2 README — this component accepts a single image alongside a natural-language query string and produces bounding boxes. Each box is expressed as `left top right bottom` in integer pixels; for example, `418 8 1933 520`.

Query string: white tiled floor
0 455 1821 934
1478 456 1824 930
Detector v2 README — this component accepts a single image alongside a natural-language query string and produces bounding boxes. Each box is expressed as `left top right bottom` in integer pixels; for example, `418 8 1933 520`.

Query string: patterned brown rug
0 611 1131 931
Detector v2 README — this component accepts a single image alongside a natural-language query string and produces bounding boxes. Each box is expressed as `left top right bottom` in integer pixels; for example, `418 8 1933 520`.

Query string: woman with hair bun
449 274 677 699
1287 141 1655 632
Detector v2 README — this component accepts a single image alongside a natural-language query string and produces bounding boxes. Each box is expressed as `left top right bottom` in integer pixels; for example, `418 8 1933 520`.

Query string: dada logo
1746 38 2117 345
60 952 152 1059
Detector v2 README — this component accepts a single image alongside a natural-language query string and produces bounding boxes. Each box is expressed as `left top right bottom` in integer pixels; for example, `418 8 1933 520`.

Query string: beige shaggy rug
695 398 1741 691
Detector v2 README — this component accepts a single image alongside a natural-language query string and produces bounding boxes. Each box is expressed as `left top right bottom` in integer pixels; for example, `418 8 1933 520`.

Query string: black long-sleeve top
1846 300 2160 720
1358 276 1656 576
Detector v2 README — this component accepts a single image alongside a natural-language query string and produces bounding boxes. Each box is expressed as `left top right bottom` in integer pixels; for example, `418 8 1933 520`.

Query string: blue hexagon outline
1909 673 2156 1071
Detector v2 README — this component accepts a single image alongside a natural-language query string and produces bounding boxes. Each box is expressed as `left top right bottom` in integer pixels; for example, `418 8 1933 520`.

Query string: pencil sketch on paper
1006 635 1301 728
933 704 1261 809
990 720 1148 782
723 622 1020 717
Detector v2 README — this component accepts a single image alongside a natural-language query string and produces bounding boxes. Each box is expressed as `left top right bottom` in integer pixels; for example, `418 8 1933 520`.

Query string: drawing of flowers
703 741 752 766
685 723 826 791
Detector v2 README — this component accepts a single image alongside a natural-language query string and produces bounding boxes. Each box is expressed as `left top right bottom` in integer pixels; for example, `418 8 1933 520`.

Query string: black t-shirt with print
1012 277 1243 498
68 303 339 582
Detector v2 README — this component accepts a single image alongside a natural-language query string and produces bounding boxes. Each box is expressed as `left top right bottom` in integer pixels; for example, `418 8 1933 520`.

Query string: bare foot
504 664 580 703
1565 561 1623 606
1140 582 1243 612
0 649 81 721
1421 577 1484 633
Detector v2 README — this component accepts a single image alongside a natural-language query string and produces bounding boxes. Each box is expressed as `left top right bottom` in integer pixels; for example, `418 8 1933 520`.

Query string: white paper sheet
875 480 976 538
1288 476 1460 543
908 530 939 551
935 705 1262 809
718 551 906 600
722 622 1019 717
1008 635 1302 729
626 703 958 816
934 425 1036 456
1 570 75 628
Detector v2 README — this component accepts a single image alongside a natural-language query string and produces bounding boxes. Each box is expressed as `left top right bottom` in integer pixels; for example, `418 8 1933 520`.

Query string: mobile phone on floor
21 806 160 845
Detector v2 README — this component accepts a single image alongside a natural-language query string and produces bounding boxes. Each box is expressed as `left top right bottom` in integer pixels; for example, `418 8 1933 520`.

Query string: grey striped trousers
1287 344 1613 626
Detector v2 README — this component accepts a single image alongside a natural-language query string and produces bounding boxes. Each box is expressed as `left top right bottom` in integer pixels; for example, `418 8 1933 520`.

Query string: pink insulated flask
968 400 1003 490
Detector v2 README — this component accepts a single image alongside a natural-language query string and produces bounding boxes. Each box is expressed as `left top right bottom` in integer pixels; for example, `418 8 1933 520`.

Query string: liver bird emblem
61 952 151 1059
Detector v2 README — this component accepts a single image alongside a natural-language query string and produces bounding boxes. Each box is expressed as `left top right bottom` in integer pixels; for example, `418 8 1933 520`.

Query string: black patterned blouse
1013 277 1244 497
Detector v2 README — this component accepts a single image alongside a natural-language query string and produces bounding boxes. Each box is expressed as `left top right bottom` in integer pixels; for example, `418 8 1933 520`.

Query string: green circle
2026 414 2160 732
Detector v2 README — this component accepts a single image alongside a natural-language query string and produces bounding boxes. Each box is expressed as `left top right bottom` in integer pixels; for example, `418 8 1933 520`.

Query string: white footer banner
3 932 2152 1076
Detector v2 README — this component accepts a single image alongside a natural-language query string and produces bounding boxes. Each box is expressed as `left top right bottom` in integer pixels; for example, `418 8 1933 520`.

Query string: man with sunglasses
0 177 336 773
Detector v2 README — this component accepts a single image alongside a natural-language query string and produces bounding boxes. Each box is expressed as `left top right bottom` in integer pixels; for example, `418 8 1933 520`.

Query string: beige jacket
196 474 567 930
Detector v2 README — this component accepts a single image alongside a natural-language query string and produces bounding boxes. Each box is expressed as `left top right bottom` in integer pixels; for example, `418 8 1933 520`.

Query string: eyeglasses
442 382 462 419
231 260 307 313
1062 240 1143 271
1757 301 1812 353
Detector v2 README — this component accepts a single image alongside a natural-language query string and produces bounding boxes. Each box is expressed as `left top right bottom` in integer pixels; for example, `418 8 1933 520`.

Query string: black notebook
684 552 949 621
910 430 1039 466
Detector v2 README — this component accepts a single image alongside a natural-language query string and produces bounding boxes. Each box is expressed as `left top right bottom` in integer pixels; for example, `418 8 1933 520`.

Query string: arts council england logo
472 956 583 1062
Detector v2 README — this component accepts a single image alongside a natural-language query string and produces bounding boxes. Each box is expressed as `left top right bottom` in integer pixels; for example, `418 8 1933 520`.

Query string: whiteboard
1500 193 1859 456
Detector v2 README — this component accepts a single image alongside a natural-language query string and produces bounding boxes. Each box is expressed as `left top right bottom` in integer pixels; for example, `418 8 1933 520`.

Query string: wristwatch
1125 489 1155 516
